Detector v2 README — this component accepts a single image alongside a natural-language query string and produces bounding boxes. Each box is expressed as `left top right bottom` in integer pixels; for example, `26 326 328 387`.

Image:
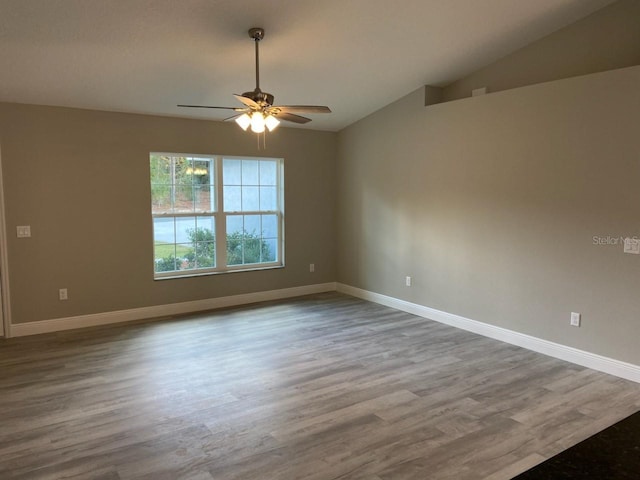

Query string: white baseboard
336 283 640 384
10 280 640 384
10 282 337 337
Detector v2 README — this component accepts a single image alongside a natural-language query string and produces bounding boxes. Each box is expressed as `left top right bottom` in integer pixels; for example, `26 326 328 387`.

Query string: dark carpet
512 410 640 479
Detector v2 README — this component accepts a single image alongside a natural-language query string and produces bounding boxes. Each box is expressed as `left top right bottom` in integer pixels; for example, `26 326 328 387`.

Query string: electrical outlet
624 237 640 254
309 263 315 273
59 288 68 301
405 276 412 287
570 312 580 327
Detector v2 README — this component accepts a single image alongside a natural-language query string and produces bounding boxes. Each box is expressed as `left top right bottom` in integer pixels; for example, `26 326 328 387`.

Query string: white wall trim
10 282 337 337
336 283 640 384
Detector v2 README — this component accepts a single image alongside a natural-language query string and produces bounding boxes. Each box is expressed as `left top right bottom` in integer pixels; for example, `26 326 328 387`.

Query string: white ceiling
0 0 614 131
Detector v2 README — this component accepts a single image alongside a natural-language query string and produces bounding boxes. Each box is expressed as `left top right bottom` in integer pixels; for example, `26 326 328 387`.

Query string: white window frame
151 153 284 279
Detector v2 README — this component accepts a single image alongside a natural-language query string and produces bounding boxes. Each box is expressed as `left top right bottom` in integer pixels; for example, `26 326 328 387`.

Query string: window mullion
223 210 278 216
153 212 214 218
215 156 226 269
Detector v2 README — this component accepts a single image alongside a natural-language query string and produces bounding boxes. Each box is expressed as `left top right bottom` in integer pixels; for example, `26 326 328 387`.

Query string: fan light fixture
235 112 280 133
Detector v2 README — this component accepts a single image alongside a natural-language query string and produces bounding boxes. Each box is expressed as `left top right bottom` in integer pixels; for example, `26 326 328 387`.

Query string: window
150 153 283 278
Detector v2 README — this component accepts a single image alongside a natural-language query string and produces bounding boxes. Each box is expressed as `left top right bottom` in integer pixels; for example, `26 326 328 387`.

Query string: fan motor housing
243 90 274 106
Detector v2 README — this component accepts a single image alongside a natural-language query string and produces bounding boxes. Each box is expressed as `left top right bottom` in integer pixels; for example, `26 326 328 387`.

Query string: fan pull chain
255 131 267 150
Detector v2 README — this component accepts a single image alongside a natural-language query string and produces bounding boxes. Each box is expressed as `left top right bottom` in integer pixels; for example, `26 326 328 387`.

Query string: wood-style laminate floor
1 292 639 480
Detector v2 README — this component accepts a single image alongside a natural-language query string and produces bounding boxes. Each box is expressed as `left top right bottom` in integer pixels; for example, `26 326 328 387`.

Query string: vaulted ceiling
0 0 614 131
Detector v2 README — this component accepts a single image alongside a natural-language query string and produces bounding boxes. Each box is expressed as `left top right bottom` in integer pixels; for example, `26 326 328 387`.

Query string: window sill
153 264 284 281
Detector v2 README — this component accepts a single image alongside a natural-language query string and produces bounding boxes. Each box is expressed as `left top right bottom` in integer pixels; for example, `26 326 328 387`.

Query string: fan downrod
245 27 272 105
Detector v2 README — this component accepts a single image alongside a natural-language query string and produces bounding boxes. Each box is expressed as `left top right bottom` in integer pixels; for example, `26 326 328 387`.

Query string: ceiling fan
178 27 331 134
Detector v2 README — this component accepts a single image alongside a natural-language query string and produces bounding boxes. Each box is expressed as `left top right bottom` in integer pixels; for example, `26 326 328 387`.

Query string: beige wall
1 0 638 373
337 65 640 365
442 0 640 102
0 104 337 324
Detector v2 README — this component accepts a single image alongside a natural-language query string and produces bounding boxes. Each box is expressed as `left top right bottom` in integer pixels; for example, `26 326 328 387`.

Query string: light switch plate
623 237 640 254
17 226 31 238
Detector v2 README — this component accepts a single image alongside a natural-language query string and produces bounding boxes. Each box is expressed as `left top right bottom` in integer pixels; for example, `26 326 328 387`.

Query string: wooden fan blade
233 94 260 109
177 104 243 111
271 105 331 114
276 112 312 124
